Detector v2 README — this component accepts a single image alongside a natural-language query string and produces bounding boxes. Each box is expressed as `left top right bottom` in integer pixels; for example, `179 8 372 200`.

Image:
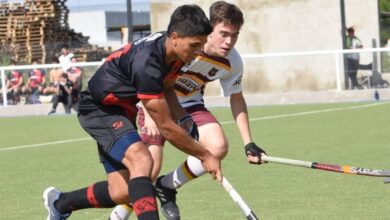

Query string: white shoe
43 187 71 220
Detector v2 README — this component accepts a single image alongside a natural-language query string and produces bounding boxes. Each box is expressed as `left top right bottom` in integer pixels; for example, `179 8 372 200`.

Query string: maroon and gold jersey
174 48 243 108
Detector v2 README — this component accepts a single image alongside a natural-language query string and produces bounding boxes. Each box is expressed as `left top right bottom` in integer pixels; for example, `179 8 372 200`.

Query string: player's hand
200 152 223 183
176 115 199 141
245 142 267 165
142 111 160 138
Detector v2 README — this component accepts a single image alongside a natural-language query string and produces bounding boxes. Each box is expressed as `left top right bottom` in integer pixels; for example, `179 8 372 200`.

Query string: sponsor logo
112 121 124 130
233 78 242 86
134 32 163 45
208 68 218 77
176 78 200 90
133 197 157 216
350 167 382 175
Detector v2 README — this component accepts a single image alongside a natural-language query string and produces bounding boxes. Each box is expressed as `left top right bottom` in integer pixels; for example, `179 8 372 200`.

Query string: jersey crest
208 68 218 77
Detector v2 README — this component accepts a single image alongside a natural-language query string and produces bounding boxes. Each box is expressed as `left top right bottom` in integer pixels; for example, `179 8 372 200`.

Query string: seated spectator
1 60 23 104
43 59 64 95
48 73 74 115
22 60 46 104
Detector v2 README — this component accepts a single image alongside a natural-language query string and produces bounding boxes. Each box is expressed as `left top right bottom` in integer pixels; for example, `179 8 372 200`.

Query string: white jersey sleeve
219 48 243 97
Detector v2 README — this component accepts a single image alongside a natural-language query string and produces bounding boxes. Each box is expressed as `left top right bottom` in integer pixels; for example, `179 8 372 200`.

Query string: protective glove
176 115 199 141
244 142 267 164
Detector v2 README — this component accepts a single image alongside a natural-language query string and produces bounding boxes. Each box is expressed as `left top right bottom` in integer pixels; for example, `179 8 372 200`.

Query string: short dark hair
61 73 68 79
61 44 69 50
209 1 244 28
167 4 212 37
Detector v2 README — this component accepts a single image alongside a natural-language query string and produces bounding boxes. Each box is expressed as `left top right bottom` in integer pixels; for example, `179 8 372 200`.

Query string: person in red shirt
22 60 46 104
1 60 23 105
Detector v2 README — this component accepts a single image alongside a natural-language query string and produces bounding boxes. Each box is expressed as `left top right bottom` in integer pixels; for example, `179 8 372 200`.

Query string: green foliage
380 0 390 46
0 102 390 219
380 0 390 11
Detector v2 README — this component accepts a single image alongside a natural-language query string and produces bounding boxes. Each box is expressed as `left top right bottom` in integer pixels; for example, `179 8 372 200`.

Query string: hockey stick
261 154 390 183
222 176 259 220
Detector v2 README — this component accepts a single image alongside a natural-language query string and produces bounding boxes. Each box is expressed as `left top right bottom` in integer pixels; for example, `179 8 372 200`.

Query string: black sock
55 181 116 213
128 176 159 220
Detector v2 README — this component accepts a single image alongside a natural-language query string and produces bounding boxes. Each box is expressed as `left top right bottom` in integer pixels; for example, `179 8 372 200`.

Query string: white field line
0 102 387 152
220 102 388 125
0 137 92 152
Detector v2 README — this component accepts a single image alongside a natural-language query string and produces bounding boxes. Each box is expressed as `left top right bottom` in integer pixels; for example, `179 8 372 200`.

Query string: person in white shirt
58 45 74 73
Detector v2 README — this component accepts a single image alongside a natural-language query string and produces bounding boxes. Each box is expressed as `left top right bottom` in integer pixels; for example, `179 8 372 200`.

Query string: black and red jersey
79 32 183 119
27 69 46 88
7 70 23 86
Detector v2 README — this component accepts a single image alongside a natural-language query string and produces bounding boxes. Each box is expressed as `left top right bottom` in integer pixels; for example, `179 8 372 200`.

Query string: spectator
22 60 46 104
345 26 363 89
1 60 23 105
58 45 74 72
66 56 82 92
48 73 74 115
43 59 64 95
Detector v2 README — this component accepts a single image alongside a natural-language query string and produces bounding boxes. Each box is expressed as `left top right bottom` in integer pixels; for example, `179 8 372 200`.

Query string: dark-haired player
43 4 222 220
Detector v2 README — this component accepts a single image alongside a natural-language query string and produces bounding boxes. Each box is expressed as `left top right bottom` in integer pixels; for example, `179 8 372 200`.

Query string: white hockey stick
222 176 259 220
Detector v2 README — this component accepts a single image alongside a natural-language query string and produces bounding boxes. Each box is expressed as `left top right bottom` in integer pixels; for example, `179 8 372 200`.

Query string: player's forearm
235 113 252 145
230 93 252 144
163 86 187 120
142 98 210 161
159 120 211 161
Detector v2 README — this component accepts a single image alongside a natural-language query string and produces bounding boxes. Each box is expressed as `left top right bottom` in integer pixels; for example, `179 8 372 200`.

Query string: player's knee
123 145 154 174
208 141 228 160
216 146 228 159
108 181 129 203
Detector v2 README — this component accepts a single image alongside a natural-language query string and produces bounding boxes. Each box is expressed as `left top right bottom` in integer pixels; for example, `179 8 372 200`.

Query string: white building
68 2 150 49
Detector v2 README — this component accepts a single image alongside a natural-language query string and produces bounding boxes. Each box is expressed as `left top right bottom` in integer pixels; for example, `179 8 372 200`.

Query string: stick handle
222 177 259 220
261 154 313 168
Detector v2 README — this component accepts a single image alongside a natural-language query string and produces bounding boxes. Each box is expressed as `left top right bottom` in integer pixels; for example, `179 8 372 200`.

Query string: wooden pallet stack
0 0 92 64
73 45 111 62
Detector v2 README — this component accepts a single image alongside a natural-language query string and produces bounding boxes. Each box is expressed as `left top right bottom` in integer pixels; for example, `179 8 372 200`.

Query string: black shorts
78 105 141 173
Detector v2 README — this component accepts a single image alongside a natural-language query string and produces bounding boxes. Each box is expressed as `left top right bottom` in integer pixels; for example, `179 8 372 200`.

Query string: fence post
1 68 7 106
335 52 342 91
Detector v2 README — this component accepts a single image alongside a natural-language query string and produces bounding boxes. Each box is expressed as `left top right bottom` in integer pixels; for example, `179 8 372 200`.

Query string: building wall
69 11 108 47
150 0 379 94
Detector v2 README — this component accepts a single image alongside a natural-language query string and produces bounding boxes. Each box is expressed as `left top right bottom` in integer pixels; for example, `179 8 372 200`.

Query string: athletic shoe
155 176 180 220
48 110 56 115
43 187 71 220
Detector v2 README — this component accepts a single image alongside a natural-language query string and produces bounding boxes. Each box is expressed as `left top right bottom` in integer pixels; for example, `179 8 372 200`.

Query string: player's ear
170 32 180 47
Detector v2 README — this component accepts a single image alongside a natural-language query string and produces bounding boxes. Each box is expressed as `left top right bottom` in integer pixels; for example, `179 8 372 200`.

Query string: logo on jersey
176 77 200 90
112 121 124 130
134 32 163 45
208 68 218 77
233 78 242 86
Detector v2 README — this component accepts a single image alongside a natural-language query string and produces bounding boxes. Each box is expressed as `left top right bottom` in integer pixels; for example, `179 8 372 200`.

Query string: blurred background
1 0 390 115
